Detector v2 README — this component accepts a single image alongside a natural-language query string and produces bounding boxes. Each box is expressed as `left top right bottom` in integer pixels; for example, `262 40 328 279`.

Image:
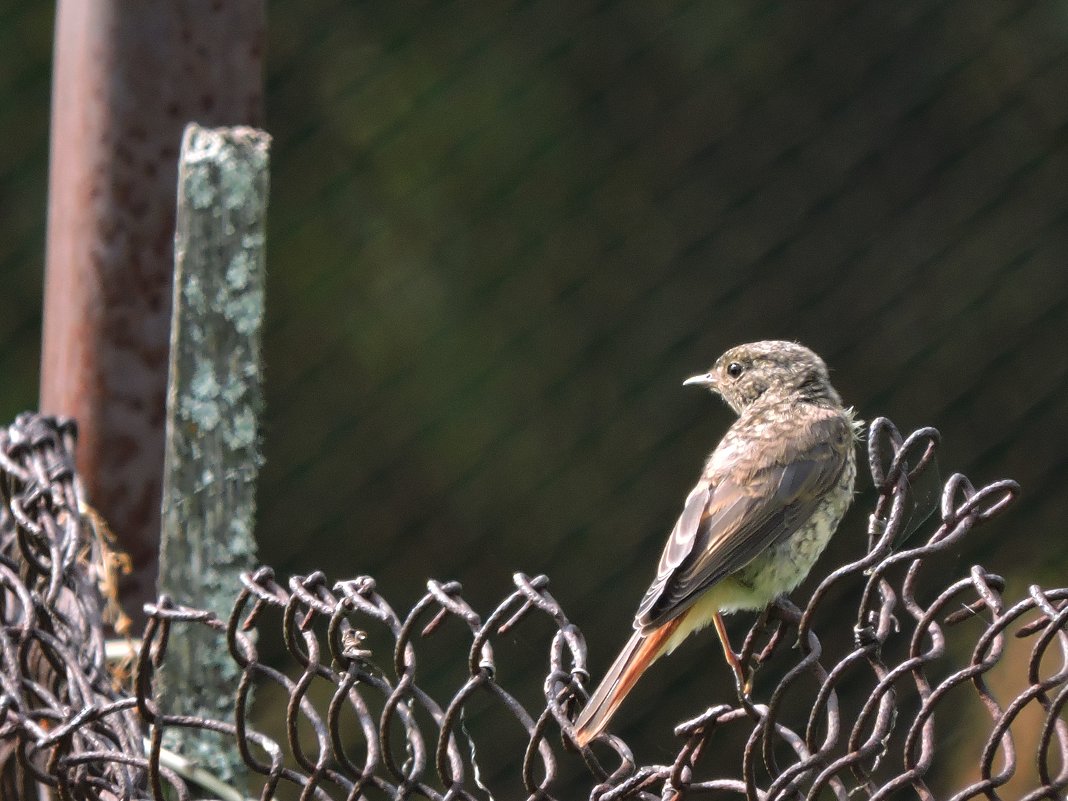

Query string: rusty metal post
40 1 265 627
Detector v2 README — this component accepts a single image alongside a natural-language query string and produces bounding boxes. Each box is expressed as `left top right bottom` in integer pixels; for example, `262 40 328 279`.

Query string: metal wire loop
1 413 1062 800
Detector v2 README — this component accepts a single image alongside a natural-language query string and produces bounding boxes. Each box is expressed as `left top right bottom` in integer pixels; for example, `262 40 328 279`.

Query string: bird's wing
634 420 848 631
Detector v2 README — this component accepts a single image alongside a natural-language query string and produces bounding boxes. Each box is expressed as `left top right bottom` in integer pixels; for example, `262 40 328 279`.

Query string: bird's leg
713 612 751 696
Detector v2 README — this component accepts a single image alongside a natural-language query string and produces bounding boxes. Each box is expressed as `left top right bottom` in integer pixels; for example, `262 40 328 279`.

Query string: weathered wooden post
157 123 271 784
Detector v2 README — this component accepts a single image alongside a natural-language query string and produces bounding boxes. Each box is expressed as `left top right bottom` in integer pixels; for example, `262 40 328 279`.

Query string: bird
572 340 859 747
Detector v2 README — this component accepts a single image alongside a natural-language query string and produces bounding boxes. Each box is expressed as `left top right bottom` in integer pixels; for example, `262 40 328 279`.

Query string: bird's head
684 340 841 414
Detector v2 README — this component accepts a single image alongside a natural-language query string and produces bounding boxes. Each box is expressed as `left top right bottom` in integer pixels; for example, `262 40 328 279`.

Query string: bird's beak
683 372 716 388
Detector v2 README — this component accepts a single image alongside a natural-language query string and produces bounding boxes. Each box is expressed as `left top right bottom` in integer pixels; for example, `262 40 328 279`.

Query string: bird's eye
726 361 744 378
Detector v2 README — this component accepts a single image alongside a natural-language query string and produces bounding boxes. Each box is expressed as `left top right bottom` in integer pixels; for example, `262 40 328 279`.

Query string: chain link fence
1 411 1064 799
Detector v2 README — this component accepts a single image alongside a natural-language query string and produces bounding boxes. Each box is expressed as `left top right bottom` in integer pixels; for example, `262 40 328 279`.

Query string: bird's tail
572 617 683 747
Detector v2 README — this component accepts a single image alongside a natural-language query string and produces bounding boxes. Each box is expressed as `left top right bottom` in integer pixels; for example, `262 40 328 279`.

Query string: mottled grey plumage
574 340 858 746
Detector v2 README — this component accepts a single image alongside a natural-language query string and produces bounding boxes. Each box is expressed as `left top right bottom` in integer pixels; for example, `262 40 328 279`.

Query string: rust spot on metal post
40 0 265 628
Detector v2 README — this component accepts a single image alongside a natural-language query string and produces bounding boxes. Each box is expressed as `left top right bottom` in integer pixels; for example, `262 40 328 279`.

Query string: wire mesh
1 411 1065 800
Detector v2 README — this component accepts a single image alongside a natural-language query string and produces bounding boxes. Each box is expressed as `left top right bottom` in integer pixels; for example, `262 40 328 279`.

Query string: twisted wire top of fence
1 411 1065 800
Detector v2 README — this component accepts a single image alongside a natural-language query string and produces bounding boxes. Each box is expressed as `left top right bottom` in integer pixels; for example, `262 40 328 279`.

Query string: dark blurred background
2 0 1067 791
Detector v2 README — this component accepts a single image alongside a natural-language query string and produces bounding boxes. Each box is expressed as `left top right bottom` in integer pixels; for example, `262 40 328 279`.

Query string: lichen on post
158 123 271 785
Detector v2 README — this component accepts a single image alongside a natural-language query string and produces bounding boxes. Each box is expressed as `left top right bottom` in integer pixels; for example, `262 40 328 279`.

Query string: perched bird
572 340 858 746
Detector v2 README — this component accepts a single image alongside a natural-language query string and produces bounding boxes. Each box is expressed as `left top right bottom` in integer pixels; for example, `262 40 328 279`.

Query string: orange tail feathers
572 617 683 746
